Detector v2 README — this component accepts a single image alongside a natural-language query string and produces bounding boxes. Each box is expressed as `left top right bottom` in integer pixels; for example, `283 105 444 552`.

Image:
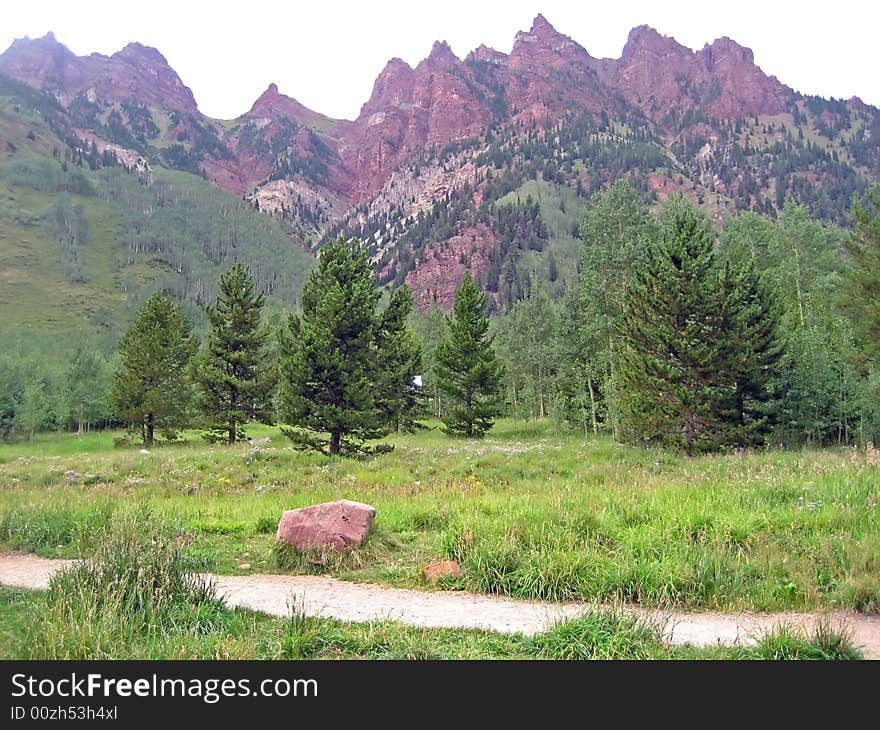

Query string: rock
64 470 82 480
276 500 377 551
238 563 251 570
248 437 271 446
405 224 496 310
139 449 150 455
424 560 462 581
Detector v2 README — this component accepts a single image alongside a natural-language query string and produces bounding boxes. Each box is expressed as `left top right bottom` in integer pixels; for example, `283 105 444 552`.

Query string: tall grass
754 620 862 660
19 508 224 659
2 422 879 611
530 611 662 660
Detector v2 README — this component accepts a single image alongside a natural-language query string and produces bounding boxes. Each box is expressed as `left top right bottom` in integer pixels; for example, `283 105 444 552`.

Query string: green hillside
0 133 314 356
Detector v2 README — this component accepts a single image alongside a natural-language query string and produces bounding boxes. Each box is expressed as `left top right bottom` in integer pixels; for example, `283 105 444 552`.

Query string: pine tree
278 238 388 455
844 185 880 361
618 198 733 453
434 273 505 437
374 285 425 432
719 258 785 445
192 263 277 444
111 292 196 445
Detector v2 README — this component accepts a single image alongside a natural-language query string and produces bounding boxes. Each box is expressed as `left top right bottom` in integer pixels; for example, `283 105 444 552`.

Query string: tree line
6 178 880 454
481 180 880 450
108 241 505 453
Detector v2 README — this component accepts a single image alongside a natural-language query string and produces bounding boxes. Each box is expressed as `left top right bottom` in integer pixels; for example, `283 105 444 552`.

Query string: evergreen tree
374 286 425 432
719 258 785 445
279 238 392 455
843 184 880 361
617 199 733 453
192 263 277 444
434 273 505 437
111 292 196 445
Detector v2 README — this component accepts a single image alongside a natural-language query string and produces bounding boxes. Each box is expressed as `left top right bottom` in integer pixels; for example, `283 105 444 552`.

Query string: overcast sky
2 1 878 120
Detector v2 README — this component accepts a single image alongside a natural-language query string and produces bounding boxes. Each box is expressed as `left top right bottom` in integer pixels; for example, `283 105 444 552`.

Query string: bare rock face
276 500 377 551
404 223 496 310
613 24 795 123
424 560 462 581
0 33 198 112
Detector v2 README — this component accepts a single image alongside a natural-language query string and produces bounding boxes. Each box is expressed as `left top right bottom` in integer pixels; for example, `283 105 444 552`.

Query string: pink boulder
424 560 462 581
276 500 377 551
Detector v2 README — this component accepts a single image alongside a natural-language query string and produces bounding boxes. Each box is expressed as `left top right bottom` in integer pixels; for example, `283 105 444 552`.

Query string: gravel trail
2 554 878 658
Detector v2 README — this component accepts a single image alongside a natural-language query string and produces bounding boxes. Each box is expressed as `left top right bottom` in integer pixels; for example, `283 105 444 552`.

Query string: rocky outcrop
613 25 795 123
340 43 492 200
404 223 496 310
246 82 331 129
0 33 198 112
276 500 377 551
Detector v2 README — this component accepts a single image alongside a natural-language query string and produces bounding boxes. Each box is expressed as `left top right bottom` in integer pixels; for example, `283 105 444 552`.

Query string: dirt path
2 554 879 658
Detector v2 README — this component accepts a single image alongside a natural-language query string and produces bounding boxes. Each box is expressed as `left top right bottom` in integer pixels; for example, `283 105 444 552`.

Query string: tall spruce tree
111 292 196 445
434 273 504 437
719 257 785 446
192 263 277 444
279 238 418 455
617 199 733 453
374 286 425 432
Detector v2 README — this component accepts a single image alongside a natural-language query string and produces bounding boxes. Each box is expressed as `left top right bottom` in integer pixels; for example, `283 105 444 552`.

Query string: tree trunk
229 388 238 445
538 369 545 419
587 372 599 435
146 412 155 446
329 431 341 455
608 335 620 441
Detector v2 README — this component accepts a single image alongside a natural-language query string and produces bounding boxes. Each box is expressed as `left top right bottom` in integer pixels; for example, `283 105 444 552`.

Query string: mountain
2 16 879 311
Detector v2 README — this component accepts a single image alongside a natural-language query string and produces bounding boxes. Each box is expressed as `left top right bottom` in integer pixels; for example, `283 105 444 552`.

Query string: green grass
0 497 863 660
0 585 860 660
0 551 861 660
1 420 879 612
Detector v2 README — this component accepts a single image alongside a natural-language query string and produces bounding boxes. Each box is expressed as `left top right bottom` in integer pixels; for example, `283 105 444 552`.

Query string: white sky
2 1 878 120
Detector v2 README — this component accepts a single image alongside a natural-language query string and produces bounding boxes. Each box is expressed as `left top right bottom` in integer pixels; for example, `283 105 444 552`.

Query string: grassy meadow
1 419 878 615
0 509 861 660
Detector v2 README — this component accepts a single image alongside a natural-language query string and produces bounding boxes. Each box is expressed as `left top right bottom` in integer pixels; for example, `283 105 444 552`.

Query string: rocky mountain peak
114 41 172 66
699 36 755 68
360 57 415 116
466 44 507 65
621 25 692 60
246 82 330 128
0 32 82 92
421 40 460 72
511 13 592 68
